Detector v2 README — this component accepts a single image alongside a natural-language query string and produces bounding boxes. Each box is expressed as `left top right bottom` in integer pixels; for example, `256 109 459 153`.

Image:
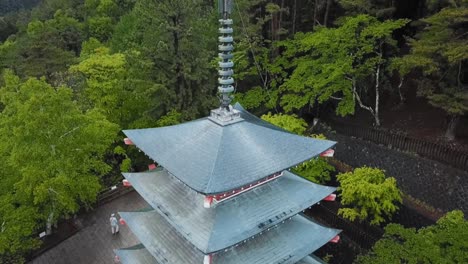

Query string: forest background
0 0 467 262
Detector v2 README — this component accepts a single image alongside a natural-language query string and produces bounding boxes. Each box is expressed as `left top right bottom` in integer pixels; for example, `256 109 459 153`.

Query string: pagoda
115 1 340 263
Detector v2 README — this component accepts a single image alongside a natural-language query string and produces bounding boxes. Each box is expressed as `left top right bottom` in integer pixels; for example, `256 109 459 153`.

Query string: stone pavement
30 191 149 264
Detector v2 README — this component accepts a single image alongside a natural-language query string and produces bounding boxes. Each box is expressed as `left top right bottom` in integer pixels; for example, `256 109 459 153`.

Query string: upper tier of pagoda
123 103 335 194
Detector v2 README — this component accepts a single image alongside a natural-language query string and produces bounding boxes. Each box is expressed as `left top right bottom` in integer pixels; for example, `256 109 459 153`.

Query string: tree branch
398 76 405 103
353 79 374 115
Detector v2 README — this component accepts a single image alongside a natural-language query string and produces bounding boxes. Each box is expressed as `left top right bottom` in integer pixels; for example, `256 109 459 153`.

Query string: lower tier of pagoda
117 209 340 264
115 245 326 264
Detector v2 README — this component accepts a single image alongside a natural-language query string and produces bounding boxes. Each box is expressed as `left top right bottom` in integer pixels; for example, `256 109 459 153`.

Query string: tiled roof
123 103 335 194
297 255 327 264
119 211 340 264
123 169 336 253
115 244 157 264
115 246 325 264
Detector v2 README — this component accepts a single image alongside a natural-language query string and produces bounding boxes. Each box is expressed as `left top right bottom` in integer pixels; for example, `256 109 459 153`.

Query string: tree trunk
292 0 297 34
46 211 54 235
397 77 405 104
279 0 285 40
172 16 184 108
324 0 332 27
313 0 318 28
445 116 460 141
374 65 381 126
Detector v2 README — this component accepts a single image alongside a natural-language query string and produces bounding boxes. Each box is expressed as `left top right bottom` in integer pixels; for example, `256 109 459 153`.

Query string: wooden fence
96 184 134 206
307 200 437 263
328 121 468 171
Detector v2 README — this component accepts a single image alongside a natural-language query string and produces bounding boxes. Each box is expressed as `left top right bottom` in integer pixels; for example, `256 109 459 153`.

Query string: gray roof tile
123 104 335 194
119 211 340 264
123 169 335 253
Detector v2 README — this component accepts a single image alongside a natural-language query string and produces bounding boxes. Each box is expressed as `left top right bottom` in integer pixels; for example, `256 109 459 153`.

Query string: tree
337 0 397 18
276 15 408 126
356 210 468 263
0 71 119 259
261 112 308 135
230 0 290 111
30 0 82 21
399 3 468 140
84 0 127 41
109 0 218 119
0 195 40 263
388 56 414 105
0 0 41 15
337 167 402 225
0 10 84 79
0 12 19 42
70 43 155 128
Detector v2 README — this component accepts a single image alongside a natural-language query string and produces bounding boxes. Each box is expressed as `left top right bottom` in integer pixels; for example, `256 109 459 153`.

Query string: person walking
110 213 119 235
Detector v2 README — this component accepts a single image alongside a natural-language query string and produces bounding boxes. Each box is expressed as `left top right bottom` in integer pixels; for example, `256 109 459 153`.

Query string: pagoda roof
115 245 324 264
123 103 335 194
297 255 327 264
119 210 340 264
114 244 157 264
123 169 335 253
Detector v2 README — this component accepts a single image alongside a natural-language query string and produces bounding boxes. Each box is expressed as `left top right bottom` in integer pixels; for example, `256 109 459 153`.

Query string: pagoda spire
218 0 235 110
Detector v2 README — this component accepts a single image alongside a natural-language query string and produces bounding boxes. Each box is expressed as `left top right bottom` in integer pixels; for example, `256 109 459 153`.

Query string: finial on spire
218 0 235 110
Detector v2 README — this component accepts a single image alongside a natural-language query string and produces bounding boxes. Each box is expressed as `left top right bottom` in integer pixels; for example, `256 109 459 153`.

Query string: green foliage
80 37 103 59
337 167 402 225
292 157 335 184
87 16 114 41
84 0 131 41
428 92 468 116
0 195 40 262
156 110 182 127
0 71 119 258
109 0 218 118
71 47 125 117
260 115 334 184
0 9 84 78
30 0 82 21
276 15 408 120
70 45 155 128
261 112 308 135
356 210 468 263
114 146 131 172
338 0 396 18
402 4 468 123
425 0 466 13
229 0 288 111
233 86 268 110
292 133 335 184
